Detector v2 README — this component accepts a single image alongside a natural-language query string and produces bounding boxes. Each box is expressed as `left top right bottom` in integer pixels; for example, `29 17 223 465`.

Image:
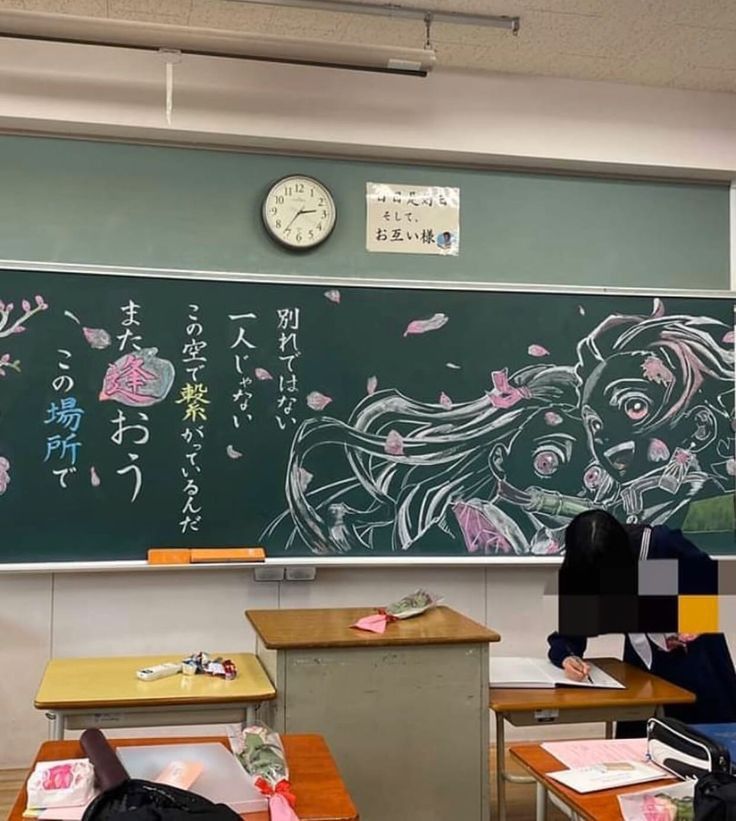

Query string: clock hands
285 208 317 231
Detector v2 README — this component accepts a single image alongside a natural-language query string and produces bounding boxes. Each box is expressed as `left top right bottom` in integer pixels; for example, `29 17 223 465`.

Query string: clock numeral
321 210 328 218
309 230 314 240
284 186 293 196
318 198 325 206
295 183 304 194
270 207 277 215
310 188 315 198
275 219 282 229
275 195 284 205
296 233 303 243
285 228 292 236
317 223 323 231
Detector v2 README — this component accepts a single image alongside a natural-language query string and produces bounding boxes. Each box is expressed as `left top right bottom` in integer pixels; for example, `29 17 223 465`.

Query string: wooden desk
9 735 358 821
35 653 276 740
510 741 678 821
247 606 500 821
490 658 695 821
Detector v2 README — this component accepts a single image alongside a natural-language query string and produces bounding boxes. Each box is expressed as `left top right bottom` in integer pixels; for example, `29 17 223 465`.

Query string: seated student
547 509 736 737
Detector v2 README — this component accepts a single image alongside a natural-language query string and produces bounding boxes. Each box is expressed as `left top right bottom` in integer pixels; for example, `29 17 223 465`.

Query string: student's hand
562 655 590 682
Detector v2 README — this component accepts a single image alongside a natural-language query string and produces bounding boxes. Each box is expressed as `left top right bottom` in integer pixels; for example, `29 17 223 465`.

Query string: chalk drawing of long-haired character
576 299 734 527
263 364 598 555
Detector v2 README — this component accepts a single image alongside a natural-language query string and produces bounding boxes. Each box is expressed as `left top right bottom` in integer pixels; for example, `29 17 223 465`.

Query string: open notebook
490 657 625 689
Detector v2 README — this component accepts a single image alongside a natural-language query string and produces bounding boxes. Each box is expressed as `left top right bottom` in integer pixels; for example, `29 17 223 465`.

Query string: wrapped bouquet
231 724 298 821
352 589 442 633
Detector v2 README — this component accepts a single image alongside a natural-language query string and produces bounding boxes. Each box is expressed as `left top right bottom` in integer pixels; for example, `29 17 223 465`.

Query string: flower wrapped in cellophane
231 723 299 821
352 589 442 634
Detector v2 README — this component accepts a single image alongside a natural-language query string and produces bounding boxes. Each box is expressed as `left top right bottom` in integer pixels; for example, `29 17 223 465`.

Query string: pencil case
647 717 731 780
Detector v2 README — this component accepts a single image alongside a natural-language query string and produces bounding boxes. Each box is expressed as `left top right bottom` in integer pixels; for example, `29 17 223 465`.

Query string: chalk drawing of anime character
263 365 593 555
576 299 734 527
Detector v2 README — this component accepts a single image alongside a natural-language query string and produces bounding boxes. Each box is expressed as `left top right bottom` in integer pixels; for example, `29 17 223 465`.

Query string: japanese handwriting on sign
44 432 81 466
179 305 208 534
109 300 152 502
177 383 209 422
117 299 142 351
45 351 84 487
117 453 142 503
183 304 208 382
366 183 459 256
229 312 259 429
45 397 85 433
275 307 300 431
52 349 74 393
109 410 149 502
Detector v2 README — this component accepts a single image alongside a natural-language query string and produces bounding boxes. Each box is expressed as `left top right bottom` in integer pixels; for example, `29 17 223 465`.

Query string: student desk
247 605 500 821
35 653 276 740
9 734 358 821
509 741 678 821
490 658 694 821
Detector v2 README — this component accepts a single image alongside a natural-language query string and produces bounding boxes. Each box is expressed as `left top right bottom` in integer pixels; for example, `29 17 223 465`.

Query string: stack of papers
542 738 649 769
490 657 625 689
548 761 671 793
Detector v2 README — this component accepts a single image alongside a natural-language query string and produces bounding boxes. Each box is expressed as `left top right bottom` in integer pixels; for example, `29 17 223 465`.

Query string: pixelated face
491 408 589 494
581 351 678 482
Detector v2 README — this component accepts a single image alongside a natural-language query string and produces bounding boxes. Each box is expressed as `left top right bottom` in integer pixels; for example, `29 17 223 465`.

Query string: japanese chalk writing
229 311 258 430
111 300 150 501
44 349 84 489
275 307 300 431
177 304 209 533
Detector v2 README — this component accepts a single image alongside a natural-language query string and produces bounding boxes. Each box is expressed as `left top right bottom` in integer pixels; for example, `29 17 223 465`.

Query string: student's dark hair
560 509 635 595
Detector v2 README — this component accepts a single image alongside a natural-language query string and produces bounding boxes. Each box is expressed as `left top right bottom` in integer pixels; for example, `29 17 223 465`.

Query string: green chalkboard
0 265 733 563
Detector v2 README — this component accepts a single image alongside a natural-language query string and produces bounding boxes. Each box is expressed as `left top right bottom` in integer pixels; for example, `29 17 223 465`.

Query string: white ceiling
2 0 736 94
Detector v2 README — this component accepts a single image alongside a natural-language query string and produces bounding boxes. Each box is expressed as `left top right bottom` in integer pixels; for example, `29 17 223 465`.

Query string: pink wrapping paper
351 612 395 634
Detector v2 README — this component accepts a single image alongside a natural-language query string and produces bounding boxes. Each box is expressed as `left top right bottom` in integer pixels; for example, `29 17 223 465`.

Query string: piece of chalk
148 548 191 564
190 547 265 563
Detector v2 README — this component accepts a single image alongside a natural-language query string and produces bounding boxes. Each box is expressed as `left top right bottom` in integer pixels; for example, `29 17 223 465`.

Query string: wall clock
262 175 336 250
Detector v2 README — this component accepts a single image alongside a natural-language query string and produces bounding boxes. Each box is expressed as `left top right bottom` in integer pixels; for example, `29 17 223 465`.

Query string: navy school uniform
547 525 736 738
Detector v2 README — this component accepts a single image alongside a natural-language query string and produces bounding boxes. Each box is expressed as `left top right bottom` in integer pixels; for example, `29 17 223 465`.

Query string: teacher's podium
247 605 500 821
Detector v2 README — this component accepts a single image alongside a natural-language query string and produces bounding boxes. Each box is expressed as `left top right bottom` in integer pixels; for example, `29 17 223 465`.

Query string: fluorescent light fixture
228 0 521 34
0 9 437 76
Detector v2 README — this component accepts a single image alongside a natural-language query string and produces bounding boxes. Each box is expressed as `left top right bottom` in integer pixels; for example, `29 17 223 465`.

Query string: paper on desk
548 761 670 794
542 738 648 770
490 657 625 689
36 806 89 820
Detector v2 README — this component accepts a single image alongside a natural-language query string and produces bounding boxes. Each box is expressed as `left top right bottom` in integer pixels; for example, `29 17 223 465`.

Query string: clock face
262 175 336 250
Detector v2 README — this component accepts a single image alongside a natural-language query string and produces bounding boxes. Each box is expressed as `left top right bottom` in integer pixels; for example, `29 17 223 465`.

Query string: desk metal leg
535 781 547 821
496 714 506 821
47 712 64 741
605 720 614 739
245 705 256 726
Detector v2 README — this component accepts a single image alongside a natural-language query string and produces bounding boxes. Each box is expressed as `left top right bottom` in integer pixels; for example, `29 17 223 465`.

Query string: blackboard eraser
190 547 266 563
148 548 192 565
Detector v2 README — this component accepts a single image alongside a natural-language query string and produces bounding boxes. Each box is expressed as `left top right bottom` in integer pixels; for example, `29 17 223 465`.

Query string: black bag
647 718 731 780
82 778 241 821
695 771 736 820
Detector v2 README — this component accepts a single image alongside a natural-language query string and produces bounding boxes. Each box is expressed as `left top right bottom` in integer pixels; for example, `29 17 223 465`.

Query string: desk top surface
34 653 276 710
10 735 358 821
510 741 678 821
489 658 696 712
246 605 501 649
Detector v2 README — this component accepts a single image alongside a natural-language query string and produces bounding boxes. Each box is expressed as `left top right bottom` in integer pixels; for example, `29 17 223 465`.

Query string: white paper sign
366 183 459 255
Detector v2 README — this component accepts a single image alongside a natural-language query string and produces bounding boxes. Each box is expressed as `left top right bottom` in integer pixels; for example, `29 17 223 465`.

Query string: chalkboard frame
0 258 733 572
